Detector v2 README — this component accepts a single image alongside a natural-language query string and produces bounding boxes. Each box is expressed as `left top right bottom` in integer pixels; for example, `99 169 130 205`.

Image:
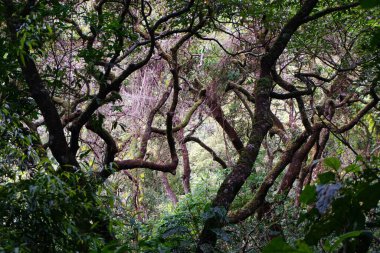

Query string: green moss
257 77 272 87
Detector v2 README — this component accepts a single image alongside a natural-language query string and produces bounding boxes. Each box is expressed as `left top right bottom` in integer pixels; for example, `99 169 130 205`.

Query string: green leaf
370 28 380 48
324 231 364 252
46 25 53 36
263 238 295 253
356 155 364 162
344 164 360 173
324 157 341 171
79 149 92 159
161 226 189 239
357 182 380 210
263 238 314 253
300 185 317 205
20 32 27 48
115 245 132 253
318 172 336 184
295 241 314 253
360 0 380 9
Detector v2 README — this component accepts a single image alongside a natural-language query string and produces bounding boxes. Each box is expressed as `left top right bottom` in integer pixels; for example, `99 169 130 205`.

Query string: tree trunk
196 1 319 250
179 129 191 194
161 172 178 205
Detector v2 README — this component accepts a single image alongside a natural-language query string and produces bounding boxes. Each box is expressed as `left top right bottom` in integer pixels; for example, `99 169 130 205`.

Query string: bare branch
184 136 228 169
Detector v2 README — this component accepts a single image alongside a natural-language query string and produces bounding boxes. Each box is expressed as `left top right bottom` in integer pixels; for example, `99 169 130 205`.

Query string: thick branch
227 125 321 224
139 85 173 159
85 118 118 179
206 83 244 152
4 2 78 169
277 129 321 195
228 82 288 142
197 1 320 248
161 173 178 204
270 89 312 99
69 0 197 156
151 94 205 135
260 0 318 70
114 159 177 174
179 129 191 194
336 97 379 133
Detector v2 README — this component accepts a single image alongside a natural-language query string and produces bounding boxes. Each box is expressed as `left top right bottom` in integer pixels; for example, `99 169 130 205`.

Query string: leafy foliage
0 0 379 252
264 157 380 253
0 170 120 252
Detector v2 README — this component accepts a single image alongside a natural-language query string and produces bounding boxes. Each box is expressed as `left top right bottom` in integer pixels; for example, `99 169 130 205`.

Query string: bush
0 170 116 252
264 156 380 253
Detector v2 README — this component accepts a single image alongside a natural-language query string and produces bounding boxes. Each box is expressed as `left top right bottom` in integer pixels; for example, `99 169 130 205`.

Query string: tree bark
277 129 321 195
205 81 244 153
3 2 78 170
161 173 178 205
196 1 319 250
179 129 191 194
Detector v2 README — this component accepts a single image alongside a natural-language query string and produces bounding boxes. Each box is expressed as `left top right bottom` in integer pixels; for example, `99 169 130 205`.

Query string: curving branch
64 18 91 41
227 82 288 142
151 94 206 135
277 129 321 195
299 128 330 198
272 70 313 133
195 33 259 57
184 136 228 169
270 89 312 99
228 123 322 224
178 129 192 194
197 1 320 248
3 1 78 170
114 159 177 174
302 2 360 23
335 90 379 133
317 86 379 135
260 0 318 70
139 84 173 159
114 19 205 177
85 117 118 179
206 82 245 152
234 90 255 124
68 0 197 157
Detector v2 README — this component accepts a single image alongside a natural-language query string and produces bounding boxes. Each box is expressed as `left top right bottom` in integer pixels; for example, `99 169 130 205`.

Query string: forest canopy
0 0 379 252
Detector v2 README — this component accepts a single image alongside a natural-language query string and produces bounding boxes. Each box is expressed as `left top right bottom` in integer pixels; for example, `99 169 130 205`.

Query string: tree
195 0 379 250
0 0 379 252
